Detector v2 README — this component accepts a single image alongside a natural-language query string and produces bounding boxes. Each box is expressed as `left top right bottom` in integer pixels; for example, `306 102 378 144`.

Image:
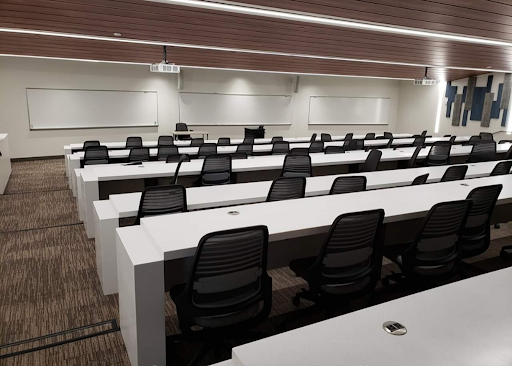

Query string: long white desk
231 267 512 366
0 134 11 194
116 174 512 366
94 160 508 295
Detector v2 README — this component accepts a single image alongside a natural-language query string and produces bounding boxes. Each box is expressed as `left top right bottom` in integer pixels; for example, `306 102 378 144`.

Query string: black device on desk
244 126 265 139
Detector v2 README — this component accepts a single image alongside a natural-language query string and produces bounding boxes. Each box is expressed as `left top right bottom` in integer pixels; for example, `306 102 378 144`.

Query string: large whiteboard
27 89 158 130
179 92 293 125
309 96 390 125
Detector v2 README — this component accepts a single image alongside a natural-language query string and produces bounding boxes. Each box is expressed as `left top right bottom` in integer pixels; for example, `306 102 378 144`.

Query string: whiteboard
308 96 390 125
179 92 292 125
27 89 158 130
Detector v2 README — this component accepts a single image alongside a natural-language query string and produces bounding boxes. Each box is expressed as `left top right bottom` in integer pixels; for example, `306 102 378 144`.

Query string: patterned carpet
1 159 512 365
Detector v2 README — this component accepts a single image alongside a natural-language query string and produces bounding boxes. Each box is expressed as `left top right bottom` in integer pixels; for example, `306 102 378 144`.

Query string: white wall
0 56 401 158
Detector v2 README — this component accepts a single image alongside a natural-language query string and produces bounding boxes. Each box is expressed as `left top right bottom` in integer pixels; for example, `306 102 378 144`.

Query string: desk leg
95 212 120 295
77 174 84 222
69 159 80 194
84 180 99 239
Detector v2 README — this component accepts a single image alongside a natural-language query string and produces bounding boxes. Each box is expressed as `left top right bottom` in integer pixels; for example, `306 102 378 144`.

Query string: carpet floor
1 158 511 366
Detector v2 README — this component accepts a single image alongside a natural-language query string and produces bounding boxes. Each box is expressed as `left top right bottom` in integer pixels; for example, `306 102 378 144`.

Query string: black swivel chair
385 138 394 148
310 133 318 143
479 132 494 141
190 138 204 147
329 176 366 195
236 144 253 155
289 209 385 312
171 155 190 185
242 137 254 145
356 140 366 151
411 174 429 185
126 136 143 149
281 155 312 177
166 154 190 164
343 140 357 151
157 146 179 161
490 161 512 176
217 138 231 146
290 148 310 156
420 130 427 137
84 146 109 165
176 123 192 140
449 136 457 144
168 226 272 366
272 141 290 155
344 133 353 141
128 147 150 162
230 153 248 160
506 145 512 160
200 154 232 186
383 200 472 288
364 133 375 140
440 165 468 182
384 132 393 139
412 137 425 148
266 177 306 202
425 141 451 166
271 136 284 143
134 185 187 225
360 149 382 172
198 143 217 158
406 147 423 168
324 146 345 154
158 136 174 147
321 133 332 142
466 141 496 163
464 136 481 146
309 141 324 153
83 140 100 149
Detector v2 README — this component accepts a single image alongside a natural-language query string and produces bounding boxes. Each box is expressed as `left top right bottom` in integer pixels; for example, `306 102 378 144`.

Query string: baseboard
11 155 64 162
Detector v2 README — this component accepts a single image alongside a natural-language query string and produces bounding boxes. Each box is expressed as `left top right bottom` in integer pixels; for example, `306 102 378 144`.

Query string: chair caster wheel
494 224 501 229
500 250 508 259
292 294 301 306
382 278 390 287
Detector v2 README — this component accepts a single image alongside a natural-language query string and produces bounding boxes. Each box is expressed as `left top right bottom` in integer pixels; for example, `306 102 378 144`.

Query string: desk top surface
232 267 512 366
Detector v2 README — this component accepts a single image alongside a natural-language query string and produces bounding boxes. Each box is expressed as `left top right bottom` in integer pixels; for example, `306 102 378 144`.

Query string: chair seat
289 256 316 279
389 254 455 276
193 303 262 328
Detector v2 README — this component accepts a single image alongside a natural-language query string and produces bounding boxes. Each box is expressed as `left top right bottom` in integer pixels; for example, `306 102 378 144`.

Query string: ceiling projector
150 62 180 73
414 67 437 85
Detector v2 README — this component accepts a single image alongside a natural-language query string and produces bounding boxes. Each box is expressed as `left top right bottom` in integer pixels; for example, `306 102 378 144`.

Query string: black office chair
242 137 254 145
356 139 366 151
364 133 375 140
310 133 317 143
385 138 394 148
176 123 191 140
464 136 481 146
190 138 204 147
266 177 306 202
440 165 468 182
198 143 217 158
383 200 472 288
321 133 332 142
344 133 353 141
290 148 310 156
425 141 451 166
343 140 357 151
83 140 100 149
126 136 143 149
217 137 231 146
236 144 253 155
134 185 187 225
466 141 496 163
411 173 429 186
157 136 174 147
272 141 290 155
506 145 512 160
360 149 382 172
128 147 150 162
449 136 457 144
167 154 190 164
230 152 248 160
407 147 422 168
281 154 312 178
171 155 190 185
84 146 109 165
168 226 272 366
157 146 179 161
271 136 283 143
479 132 494 141
329 176 366 195
420 130 427 137
309 141 324 153
200 154 232 186
289 209 384 312
490 161 512 176
384 132 393 139
412 137 425 148
324 146 345 154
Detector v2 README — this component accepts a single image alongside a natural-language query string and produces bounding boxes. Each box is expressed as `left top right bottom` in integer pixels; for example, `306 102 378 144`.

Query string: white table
94 160 508 295
231 267 512 366
0 134 11 194
116 174 512 366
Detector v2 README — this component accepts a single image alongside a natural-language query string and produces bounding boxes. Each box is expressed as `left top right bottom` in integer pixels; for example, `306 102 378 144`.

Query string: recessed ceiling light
114 33 122 37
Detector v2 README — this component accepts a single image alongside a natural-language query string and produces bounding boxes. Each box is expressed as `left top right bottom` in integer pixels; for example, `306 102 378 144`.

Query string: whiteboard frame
26 88 159 130
178 92 293 126
307 95 390 126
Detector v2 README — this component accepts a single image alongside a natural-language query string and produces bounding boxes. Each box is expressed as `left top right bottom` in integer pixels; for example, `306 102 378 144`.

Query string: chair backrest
83 140 100 149
385 138 394 148
420 130 427 137
167 154 190 164
230 152 248 160
360 149 382 172
306 209 384 297
128 147 150 162
174 226 271 331
321 133 332 142
134 185 187 224
309 141 324 153
449 136 457 144
198 143 217 158
176 122 188 131
479 132 494 141
383 132 393 139
272 141 290 155
466 136 481 145
345 133 353 141
236 144 254 155
126 136 142 149
364 133 375 140
491 161 512 176
343 140 357 151
356 139 365 151
467 141 496 163
400 200 472 278
407 146 423 168
426 141 451 166
158 136 174 147
243 137 254 145
324 146 345 154
329 176 366 195
506 145 512 160
157 146 179 161
412 137 425 147
440 165 468 182
290 148 310 156
266 177 306 202
310 133 317 143
171 155 190 185
217 137 231 146
84 146 109 165
271 136 283 143
201 154 232 186
411 173 429 185
190 138 204 147
282 154 312 177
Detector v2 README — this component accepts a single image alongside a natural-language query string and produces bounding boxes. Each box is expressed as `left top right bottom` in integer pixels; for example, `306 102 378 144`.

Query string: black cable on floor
1 189 70 196
0 222 84 235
